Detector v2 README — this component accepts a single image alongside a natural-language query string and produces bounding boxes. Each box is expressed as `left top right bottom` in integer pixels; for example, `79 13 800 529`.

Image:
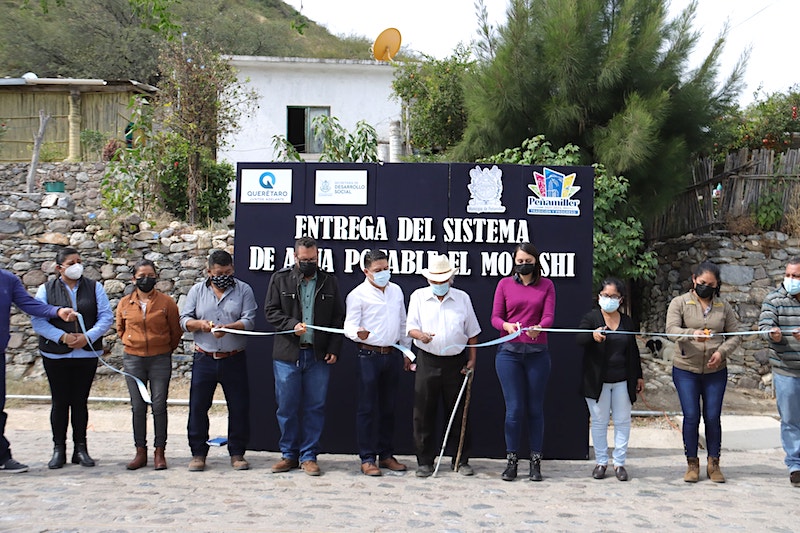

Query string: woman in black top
576 277 643 481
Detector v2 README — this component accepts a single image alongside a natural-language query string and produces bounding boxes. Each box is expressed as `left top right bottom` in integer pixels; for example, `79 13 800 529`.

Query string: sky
284 0 798 107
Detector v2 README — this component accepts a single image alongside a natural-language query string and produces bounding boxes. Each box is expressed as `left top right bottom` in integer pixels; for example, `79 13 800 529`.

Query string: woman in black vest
31 247 114 468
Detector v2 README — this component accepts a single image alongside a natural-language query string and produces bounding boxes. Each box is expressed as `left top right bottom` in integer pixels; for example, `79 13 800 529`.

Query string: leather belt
299 343 313 349
358 343 394 355
195 346 242 360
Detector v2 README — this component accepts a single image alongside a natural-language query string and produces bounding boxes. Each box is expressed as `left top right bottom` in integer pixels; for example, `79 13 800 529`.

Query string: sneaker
271 457 300 473
455 463 474 476
188 456 206 472
301 460 321 476
0 458 29 473
791 471 800 487
231 455 249 471
415 464 433 478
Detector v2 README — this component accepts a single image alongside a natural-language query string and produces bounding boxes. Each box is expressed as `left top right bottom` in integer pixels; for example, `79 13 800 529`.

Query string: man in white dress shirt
344 250 411 476
406 254 480 477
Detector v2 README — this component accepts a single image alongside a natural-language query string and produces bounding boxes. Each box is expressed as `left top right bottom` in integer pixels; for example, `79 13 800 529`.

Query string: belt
299 343 313 349
195 346 242 360
358 343 394 355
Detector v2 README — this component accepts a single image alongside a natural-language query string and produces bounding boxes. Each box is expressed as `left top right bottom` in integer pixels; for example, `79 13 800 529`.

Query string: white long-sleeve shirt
344 279 411 348
406 286 481 356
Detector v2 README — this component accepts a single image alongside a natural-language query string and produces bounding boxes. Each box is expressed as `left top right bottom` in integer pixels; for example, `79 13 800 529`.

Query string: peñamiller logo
527 167 581 216
240 168 292 203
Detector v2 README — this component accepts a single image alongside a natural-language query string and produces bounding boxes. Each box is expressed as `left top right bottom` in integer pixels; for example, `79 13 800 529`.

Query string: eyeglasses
599 294 621 300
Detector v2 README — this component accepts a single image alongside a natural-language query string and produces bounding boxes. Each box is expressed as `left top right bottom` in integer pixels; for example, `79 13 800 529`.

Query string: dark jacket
264 265 345 363
576 308 643 404
38 277 102 354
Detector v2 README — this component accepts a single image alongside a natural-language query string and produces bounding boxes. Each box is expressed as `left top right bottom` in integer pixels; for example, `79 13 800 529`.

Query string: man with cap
406 254 481 477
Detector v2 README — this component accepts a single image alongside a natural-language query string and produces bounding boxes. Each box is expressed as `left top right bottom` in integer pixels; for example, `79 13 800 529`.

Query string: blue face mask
430 282 450 297
598 296 621 313
371 270 391 287
784 277 800 296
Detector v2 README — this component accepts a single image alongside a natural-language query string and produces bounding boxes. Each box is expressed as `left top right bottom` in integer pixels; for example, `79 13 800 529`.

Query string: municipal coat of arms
466 165 506 213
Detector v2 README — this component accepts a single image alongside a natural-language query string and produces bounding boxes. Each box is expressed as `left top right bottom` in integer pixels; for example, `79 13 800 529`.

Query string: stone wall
639 231 800 395
0 162 233 382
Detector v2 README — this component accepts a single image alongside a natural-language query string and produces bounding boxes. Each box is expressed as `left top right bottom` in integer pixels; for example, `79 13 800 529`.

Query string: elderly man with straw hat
406 254 481 478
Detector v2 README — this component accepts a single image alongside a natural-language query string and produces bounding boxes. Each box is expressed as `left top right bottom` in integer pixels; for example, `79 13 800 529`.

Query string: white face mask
370 270 391 287
784 277 800 296
598 296 621 313
63 263 84 280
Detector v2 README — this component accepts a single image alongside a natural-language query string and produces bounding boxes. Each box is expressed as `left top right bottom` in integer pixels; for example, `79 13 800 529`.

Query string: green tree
155 37 257 223
452 0 746 216
272 116 379 163
392 46 472 155
482 135 656 285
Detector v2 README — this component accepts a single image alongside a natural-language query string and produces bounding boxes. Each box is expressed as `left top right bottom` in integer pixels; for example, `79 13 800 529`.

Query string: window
287 106 329 153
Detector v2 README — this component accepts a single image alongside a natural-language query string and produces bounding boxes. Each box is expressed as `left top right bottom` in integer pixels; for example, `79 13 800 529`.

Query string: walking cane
453 368 474 472
433 368 474 477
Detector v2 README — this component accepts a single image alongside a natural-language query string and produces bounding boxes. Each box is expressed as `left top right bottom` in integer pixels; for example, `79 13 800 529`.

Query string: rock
21 270 47 286
36 232 70 245
103 279 126 294
719 264 753 286
753 349 772 365
0 220 23 233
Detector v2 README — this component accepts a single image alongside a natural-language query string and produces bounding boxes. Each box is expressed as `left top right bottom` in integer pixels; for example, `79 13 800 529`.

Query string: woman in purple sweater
491 242 555 481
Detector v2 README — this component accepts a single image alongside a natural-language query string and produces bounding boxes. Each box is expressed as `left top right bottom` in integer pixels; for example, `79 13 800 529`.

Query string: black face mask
210 274 235 290
297 261 317 277
135 277 157 293
515 263 536 276
694 283 716 300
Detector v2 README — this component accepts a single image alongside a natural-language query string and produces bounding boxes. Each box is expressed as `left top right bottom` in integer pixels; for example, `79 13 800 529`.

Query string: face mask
63 263 84 280
135 277 157 293
515 263 535 276
694 283 716 300
598 296 620 313
784 277 800 296
210 274 235 290
371 270 391 287
431 282 450 297
297 261 317 277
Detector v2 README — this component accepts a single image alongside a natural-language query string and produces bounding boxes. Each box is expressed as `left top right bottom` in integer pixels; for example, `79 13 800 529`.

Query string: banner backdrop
233 162 593 460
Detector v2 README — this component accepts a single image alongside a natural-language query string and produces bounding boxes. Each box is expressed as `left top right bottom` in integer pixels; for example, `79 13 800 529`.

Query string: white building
221 56 401 164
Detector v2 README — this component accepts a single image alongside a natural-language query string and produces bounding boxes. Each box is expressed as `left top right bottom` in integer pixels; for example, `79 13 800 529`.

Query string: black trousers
43 357 97 445
412 350 472 466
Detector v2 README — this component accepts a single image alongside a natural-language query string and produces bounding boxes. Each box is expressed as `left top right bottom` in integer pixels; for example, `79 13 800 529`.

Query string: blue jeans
123 353 171 448
273 349 331 462
773 372 800 473
586 381 632 467
0 351 9 463
495 349 551 454
356 350 401 463
187 351 249 457
672 366 727 458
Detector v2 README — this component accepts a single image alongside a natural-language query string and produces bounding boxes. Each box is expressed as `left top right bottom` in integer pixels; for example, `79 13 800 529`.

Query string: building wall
220 57 400 163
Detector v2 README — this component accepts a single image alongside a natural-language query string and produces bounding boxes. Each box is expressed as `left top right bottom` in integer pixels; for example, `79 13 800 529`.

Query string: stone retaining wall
0 162 232 382
639 231 800 396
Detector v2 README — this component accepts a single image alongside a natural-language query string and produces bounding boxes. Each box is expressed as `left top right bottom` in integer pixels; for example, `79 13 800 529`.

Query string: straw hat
422 255 455 282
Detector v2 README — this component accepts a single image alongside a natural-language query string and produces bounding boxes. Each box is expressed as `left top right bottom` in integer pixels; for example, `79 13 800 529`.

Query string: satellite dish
372 28 401 61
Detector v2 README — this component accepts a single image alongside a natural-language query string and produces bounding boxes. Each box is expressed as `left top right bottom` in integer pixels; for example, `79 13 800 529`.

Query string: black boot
529 452 543 482
502 452 518 481
72 443 95 467
48 444 66 469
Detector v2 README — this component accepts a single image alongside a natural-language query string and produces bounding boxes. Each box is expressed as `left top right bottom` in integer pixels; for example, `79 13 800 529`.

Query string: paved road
1 406 797 532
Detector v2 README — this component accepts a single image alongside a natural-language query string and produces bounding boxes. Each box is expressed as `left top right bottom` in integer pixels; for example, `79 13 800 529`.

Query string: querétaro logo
259 172 277 189
240 168 292 203
526 167 581 216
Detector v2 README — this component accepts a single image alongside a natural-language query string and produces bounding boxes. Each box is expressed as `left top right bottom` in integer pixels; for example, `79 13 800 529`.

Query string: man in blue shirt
0 269 75 473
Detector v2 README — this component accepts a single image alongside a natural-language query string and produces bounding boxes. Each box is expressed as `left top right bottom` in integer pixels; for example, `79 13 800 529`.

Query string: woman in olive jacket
666 260 741 484
577 277 643 482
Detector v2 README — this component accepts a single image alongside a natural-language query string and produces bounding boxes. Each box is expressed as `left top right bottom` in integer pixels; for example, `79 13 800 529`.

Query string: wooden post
26 110 51 194
67 89 82 162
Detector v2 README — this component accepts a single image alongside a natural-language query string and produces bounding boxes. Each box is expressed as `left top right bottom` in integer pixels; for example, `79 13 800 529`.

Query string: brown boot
154 447 167 470
684 457 700 482
707 456 725 483
126 447 147 470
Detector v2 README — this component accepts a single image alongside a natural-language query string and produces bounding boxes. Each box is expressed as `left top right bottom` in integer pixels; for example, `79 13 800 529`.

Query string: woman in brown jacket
116 259 182 470
666 261 741 483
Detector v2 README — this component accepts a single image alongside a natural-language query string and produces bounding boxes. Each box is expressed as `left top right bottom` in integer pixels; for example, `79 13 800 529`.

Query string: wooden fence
647 148 800 240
